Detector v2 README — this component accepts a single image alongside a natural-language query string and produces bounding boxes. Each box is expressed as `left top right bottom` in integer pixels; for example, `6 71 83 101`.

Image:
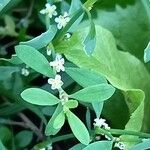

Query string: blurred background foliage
0 0 150 149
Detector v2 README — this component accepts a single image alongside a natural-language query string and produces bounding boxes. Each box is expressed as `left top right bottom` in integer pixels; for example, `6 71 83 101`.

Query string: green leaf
130 139 150 150
0 126 11 144
64 100 78 109
21 88 60 106
120 101 144 149
20 25 57 50
45 104 63 136
15 130 33 148
0 0 10 11
53 111 65 129
0 140 6 150
66 110 90 145
66 67 107 87
55 25 149 128
83 141 113 150
15 45 53 77
70 84 115 103
92 102 103 118
69 143 86 150
144 42 150 63
93 0 150 61
83 11 96 55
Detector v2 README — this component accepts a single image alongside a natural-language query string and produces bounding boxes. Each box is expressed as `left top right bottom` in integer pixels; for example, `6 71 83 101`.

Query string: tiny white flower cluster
40 3 70 30
40 3 57 18
21 66 29 76
47 53 65 90
114 142 125 150
93 118 110 130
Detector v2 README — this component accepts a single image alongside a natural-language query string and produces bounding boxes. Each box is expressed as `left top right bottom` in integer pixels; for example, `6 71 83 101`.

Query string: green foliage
20 25 57 50
66 67 107 87
53 110 65 129
144 42 150 63
45 104 63 136
15 45 53 77
15 130 33 148
83 141 113 150
130 139 150 150
70 84 115 103
0 0 150 149
21 88 60 106
66 110 90 145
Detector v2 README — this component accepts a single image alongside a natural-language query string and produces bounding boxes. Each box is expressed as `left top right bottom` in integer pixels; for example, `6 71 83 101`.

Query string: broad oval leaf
83 141 113 150
66 110 90 145
21 88 60 106
53 111 65 129
70 84 115 103
15 45 53 77
66 67 107 87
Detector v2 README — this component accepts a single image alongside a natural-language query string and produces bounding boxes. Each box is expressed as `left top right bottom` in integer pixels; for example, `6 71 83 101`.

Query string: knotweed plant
0 0 150 150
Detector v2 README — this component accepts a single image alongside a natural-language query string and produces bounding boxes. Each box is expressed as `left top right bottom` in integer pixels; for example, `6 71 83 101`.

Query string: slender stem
19 113 44 140
0 119 27 128
109 129 150 138
51 133 74 143
95 127 150 139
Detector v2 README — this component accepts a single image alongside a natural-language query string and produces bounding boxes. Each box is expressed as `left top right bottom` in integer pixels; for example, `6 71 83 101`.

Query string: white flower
55 12 70 29
93 118 110 130
21 68 29 76
49 54 65 72
48 74 63 90
40 3 57 18
47 48 52 56
114 142 125 150
94 118 106 127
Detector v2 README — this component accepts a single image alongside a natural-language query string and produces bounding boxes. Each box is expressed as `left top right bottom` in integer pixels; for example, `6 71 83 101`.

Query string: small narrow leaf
21 88 60 106
144 42 150 63
65 100 78 109
92 102 104 118
66 67 107 87
45 104 63 136
53 111 65 129
83 20 96 55
20 25 57 49
70 84 115 103
66 110 90 145
83 141 113 150
15 45 53 77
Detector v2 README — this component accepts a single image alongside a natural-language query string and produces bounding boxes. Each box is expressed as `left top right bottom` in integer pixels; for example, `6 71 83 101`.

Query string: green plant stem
95 127 150 139
109 129 150 138
51 133 74 143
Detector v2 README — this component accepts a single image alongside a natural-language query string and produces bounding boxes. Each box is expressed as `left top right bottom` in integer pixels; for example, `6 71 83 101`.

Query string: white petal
48 78 54 84
55 17 60 23
40 9 46 14
45 3 51 8
55 74 61 80
57 23 62 29
53 11 57 16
